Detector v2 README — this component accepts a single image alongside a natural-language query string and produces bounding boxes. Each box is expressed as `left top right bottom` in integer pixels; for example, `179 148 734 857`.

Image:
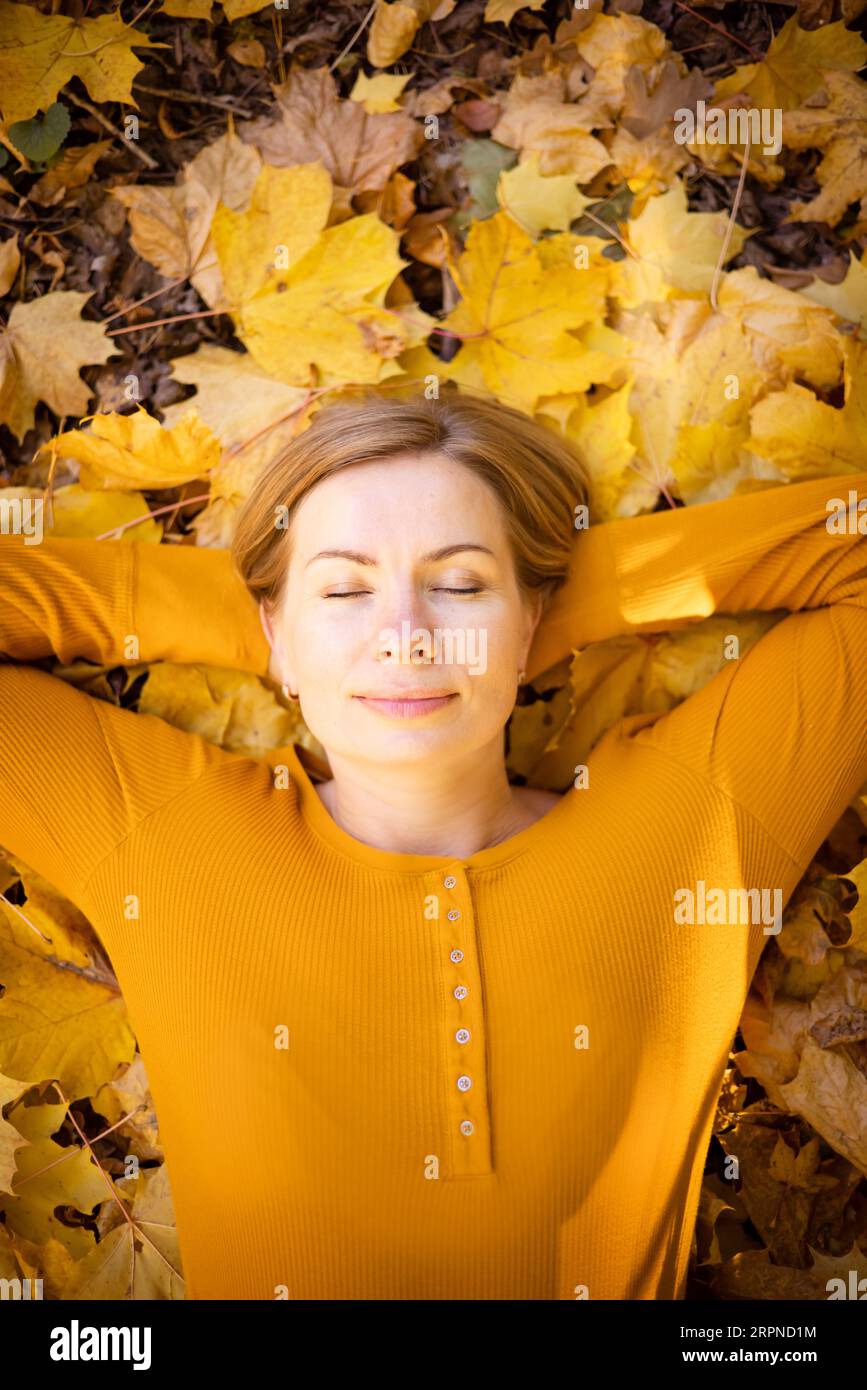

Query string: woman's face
259 451 543 769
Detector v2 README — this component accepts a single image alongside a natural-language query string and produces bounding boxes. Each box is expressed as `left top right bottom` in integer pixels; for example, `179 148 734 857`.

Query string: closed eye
324 587 484 598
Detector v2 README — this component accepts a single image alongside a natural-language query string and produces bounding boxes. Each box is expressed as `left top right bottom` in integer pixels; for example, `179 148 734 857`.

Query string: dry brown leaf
0 291 116 442
237 65 423 196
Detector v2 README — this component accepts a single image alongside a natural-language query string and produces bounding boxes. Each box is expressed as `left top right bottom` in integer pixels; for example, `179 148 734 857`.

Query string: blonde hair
231 387 592 617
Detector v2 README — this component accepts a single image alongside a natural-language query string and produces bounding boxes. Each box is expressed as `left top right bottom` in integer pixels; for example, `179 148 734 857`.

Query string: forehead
289 452 509 549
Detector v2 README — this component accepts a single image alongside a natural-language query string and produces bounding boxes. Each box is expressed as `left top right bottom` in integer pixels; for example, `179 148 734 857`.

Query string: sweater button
456 1028 470 1044
454 985 468 1000
447 908 460 921
457 1075 472 1091
444 875 457 888
450 948 464 963
460 1120 474 1136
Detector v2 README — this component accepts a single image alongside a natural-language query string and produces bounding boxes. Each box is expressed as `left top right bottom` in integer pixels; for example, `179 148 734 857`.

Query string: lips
353 693 458 719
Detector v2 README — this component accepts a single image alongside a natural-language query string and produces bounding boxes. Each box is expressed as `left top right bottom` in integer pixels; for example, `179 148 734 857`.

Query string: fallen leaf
111 127 261 309
238 64 423 196
0 0 165 125
350 70 412 114
713 13 867 113
440 211 611 409
498 151 592 235
42 405 222 491
0 291 116 443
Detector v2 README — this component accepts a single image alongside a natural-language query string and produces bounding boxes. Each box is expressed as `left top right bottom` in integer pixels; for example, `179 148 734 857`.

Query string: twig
0 893 52 944
66 91 159 169
102 276 187 326
710 125 751 310
222 388 316 459
105 307 228 336
272 3 286 87
581 208 641 261
8 1105 149 1190
132 83 255 118
671 0 767 62
329 0 378 73
96 493 212 541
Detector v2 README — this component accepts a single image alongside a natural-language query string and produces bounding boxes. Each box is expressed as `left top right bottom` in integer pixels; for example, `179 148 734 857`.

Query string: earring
517 669 526 685
282 683 298 701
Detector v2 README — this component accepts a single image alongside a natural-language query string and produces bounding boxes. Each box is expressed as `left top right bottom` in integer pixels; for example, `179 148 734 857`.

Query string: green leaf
9 102 71 163
453 139 518 235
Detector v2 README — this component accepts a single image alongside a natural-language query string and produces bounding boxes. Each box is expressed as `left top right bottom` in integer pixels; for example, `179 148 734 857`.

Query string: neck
313 734 531 858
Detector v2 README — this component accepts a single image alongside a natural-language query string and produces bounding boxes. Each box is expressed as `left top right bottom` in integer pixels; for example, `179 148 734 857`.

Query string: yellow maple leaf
747 335 867 477
350 71 412 114
2 1098 109 1254
800 249 867 336
213 160 334 306
64 1165 184 1299
162 344 315 547
41 405 222 491
485 0 545 22
440 211 611 410
491 72 613 178
140 663 304 755
614 181 752 304
212 162 429 387
0 483 164 544
713 13 867 113
536 382 659 522
717 265 844 392
497 151 592 236
0 902 136 1106
161 0 271 17
0 290 116 443
0 1071 30 1197
784 71 867 226
616 300 763 500
111 128 261 309
602 260 847 501
573 11 670 126
0 0 165 125
605 123 691 203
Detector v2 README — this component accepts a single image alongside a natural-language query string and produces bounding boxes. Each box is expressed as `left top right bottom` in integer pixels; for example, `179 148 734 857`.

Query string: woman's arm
528 471 867 676
0 535 270 672
529 470 867 873
0 535 270 911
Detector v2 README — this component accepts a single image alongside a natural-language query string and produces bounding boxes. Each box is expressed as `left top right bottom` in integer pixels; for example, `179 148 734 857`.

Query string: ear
521 591 545 668
259 599 291 687
259 598 275 646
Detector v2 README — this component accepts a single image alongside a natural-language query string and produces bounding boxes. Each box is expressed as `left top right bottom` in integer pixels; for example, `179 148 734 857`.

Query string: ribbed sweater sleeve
528 471 867 872
0 536 267 908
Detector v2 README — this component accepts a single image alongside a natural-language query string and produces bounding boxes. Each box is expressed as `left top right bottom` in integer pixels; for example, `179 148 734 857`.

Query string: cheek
291 605 363 679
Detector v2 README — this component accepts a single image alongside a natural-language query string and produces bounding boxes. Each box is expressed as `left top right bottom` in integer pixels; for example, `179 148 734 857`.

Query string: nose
374 589 438 666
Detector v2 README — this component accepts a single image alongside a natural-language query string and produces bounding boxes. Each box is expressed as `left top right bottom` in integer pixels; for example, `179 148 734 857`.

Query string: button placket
429 864 493 1177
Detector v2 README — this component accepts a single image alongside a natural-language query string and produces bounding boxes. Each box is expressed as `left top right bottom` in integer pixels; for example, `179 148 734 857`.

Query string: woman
1 390 865 1301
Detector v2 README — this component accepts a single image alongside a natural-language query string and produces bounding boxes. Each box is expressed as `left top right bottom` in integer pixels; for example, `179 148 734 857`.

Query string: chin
342 713 479 765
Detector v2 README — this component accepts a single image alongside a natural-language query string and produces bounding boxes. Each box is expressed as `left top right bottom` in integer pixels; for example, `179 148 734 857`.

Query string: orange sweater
1 472 866 1300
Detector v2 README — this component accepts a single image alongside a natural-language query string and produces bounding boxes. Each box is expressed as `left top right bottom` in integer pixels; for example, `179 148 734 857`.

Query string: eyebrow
304 544 497 569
